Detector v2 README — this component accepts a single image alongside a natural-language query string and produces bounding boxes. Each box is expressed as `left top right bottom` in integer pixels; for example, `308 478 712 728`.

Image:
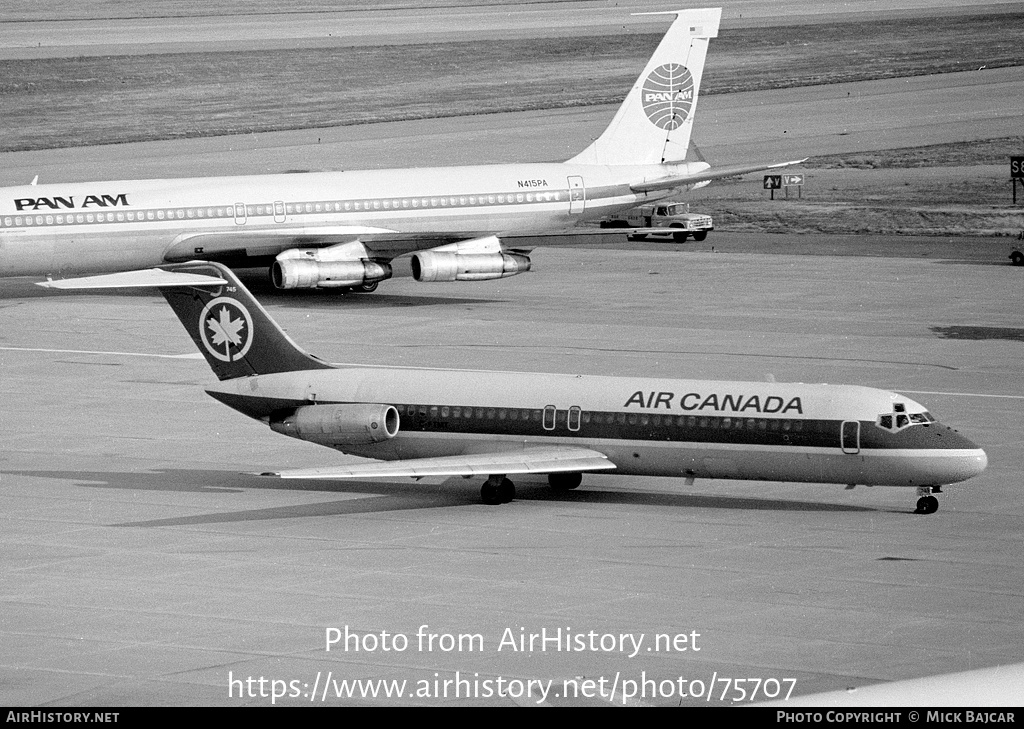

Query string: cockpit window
876 407 934 432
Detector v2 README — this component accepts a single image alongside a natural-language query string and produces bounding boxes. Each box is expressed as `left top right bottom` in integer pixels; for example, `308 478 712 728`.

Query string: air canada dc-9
42 262 987 513
1 8 800 293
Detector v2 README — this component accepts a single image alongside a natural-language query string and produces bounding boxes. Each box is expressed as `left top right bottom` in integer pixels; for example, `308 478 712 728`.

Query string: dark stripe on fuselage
209 390 964 452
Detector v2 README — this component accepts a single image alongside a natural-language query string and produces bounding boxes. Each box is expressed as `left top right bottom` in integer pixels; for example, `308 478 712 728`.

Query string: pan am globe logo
641 63 695 130
199 297 253 362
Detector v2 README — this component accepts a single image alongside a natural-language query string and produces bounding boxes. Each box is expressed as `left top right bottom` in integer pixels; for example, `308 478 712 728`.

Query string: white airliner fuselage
210 366 986 491
0 161 695 277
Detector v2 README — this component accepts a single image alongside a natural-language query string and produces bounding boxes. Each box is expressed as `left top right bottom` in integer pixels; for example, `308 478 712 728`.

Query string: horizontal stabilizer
262 446 616 481
631 159 807 194
36 268 227 290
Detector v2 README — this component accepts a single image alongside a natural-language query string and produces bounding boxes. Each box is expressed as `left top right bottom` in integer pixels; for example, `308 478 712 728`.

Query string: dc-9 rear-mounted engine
270 403 399 445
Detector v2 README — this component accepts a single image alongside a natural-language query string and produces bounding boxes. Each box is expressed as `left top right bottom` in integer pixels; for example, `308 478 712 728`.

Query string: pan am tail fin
567 7 721 166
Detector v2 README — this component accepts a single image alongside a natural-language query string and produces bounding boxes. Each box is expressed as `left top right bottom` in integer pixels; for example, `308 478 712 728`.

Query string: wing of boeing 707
261 446 615 481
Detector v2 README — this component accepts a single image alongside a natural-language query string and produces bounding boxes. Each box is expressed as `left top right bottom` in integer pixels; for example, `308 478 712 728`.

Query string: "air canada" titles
13 194 130 212
624 390 804 415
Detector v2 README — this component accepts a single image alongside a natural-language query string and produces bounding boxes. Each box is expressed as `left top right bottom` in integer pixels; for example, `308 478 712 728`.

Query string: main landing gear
481 475 515 505
479 472 585 504
915 485 942 514
548 472 583 491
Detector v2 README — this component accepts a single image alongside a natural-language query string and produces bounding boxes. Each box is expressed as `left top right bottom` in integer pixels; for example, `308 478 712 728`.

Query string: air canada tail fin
156 262 335 380
38 262 335 380
567 7 721 167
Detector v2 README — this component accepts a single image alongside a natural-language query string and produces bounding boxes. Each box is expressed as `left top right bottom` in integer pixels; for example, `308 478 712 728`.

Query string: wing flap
262 446 615 481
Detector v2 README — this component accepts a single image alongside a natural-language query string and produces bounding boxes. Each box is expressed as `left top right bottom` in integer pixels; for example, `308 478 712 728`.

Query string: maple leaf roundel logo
641 63 695 130
198 297 254 362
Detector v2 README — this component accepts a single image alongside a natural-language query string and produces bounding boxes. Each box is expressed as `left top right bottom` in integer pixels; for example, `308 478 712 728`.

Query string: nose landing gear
914 485 942 514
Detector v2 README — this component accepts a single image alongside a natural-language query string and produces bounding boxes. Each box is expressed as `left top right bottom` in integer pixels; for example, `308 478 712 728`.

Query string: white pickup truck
599 203 714 242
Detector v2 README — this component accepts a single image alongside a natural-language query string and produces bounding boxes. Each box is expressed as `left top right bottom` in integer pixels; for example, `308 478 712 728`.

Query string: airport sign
1011 157 1024 180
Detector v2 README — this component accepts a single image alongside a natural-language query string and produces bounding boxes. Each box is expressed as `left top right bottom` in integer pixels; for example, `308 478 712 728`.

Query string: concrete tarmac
1 242 1022 706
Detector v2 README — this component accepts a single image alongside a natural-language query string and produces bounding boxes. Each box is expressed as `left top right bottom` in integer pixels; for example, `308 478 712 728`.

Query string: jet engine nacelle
272 259 392 290
270 403 400 444
410 251 532 282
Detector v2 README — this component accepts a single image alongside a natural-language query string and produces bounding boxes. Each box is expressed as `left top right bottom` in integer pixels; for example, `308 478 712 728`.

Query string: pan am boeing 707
41 262 986 512
2 8 799 293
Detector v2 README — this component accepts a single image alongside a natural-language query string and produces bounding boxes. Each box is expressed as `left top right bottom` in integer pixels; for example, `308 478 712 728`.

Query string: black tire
692 230 708 241
630 233 648 241
1010 251 1024 266
548 472 582 491
914 495 939 514
356 281 379 293
673 231 689 242
481 482 502 505
498 477 515 503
